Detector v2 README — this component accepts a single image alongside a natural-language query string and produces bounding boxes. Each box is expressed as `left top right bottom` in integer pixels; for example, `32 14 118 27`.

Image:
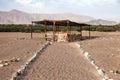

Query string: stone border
10 41 52 80
76 43 113 80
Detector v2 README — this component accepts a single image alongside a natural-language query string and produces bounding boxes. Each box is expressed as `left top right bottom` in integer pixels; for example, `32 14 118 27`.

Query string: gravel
22 42 101 80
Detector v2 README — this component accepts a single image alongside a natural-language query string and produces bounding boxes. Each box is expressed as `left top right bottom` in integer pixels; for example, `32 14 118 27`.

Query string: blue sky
0 0 120 22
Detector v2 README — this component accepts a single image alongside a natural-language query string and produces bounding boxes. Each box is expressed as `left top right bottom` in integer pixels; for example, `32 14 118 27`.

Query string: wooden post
53 21 56 42
89 25 91 38
69 26 71 42
70 26 71 34
58 26 60 34
80 26 82 40
67 20 69 42
31 22 33 39
44 21 47 41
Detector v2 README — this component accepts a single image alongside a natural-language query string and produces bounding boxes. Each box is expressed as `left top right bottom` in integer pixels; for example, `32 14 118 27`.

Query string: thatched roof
32 20 90 26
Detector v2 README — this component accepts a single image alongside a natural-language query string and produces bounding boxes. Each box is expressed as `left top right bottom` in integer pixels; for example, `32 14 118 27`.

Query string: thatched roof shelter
32 19 90 26
31 19 91 42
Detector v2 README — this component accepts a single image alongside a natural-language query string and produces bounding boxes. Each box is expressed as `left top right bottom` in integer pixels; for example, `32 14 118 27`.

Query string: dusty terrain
0 32 45 80
81 31 120 80
0 32 120 80
22 43 101 80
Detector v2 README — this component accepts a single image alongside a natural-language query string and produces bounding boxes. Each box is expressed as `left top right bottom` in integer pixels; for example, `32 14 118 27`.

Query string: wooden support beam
44 21 47 41
89 25 91 38
58 26 59 34
31 22 33 39
70 26 71 34
80 26 82 40
66 20 69 42
69 26 72 42
53 21 56 42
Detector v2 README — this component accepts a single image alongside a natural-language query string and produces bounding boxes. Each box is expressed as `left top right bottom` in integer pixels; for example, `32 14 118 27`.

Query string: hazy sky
0 0 120 22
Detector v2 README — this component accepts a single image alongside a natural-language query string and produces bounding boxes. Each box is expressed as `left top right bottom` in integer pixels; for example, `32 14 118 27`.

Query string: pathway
22 42 101 80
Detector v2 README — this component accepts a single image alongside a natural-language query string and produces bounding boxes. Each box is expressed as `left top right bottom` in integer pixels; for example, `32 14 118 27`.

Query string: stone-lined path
22 43 101 80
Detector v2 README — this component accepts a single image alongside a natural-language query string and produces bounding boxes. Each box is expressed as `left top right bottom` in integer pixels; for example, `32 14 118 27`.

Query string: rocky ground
81 31 120 80
0 32 120 80
0 32 45 80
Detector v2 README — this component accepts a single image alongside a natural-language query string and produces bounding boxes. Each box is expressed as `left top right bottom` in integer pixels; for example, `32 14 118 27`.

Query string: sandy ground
0 32 45 80
22 43 101 80
0 32 120 80
81 31 120 80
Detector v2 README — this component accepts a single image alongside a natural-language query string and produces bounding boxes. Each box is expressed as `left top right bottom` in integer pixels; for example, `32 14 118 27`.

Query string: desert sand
0 32 45 80
81 31 120 80
22 43 101 80
0 32 120 80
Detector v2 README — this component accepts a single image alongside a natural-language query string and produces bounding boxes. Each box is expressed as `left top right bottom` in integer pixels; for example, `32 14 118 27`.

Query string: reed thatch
32 19 90 26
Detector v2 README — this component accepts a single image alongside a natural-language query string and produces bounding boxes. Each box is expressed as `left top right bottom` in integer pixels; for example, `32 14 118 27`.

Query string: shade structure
31 19 91 42
32 19 90 26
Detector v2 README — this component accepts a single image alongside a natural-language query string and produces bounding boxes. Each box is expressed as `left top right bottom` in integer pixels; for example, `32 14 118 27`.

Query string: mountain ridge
0 9 117 25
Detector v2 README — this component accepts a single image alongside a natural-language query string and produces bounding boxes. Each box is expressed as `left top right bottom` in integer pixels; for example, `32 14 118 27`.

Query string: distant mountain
0 9 33 24
0 9 117 25
87 19 117 25
31 13 94 23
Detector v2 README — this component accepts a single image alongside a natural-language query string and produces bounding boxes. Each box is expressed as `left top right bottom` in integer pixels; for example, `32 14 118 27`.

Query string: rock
109 70 114 73
4 63 9 66
76 43 80 48
16 58 20 62
10 58 16 62
90 60 95 65
97 68 106 77
0 64 4 67
116 70 120 74
10 77 16 80
4 60 9 63
0 60 2 63
11 58 20 62
109 70 120 74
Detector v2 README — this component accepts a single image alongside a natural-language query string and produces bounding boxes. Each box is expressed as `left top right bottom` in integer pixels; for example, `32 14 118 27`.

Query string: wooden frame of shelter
31 20 91 42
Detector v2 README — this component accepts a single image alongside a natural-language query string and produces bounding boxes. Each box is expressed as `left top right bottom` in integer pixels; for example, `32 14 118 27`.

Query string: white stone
49 42 52 44
97 68 106 77
90 60 95 65
0 64 4 67
84 52 91 60
4 63 9 66
95 66 100 70
16 58 20 62
84 52 89 55
76 43 80 48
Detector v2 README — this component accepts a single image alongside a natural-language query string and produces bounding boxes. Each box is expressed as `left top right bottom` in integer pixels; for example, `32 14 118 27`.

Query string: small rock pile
76 43 114 80
10 41 51 80
0 58 20 68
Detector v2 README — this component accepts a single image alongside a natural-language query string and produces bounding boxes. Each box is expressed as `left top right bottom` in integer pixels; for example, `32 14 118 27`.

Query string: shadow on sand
69 36 100 42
